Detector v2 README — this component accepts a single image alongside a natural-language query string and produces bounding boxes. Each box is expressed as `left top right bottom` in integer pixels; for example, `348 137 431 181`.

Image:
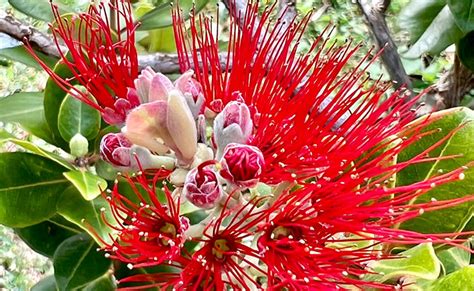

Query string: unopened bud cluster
99 68 265 210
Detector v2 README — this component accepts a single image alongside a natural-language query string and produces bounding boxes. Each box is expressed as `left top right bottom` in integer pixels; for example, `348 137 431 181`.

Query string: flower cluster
30 1 473 289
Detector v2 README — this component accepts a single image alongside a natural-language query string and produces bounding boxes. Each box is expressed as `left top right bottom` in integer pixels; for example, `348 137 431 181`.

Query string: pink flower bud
219 143 265 188
183 161 222 209
214 101 253 157
134 67 174 103
100 133 133 167
175 70 205 118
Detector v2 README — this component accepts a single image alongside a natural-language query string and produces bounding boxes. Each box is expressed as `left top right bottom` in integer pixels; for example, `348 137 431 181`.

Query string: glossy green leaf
447 0 474 33
0 92 53 143
0 132 73 170
15 215 81 258
43 61 76 149
457 31 474 72
58 92 101 142
57 186 116 245
399 0 447 43
137 0 210 31
8 0 90 22
53 233 111 291
0 152 70 227
398 107 474 233
362 243 441 282
63 170 107 201
437 243 471 274
404 6 464 58
82 274 116 291
31 276 58 291
430 266 474 290
0 45 58 69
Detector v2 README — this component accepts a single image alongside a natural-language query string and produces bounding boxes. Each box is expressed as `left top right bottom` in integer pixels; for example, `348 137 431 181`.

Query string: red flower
25 0 139 125
172 3 423 185
99 171 189 268
257 161 471 289
178 196 268 289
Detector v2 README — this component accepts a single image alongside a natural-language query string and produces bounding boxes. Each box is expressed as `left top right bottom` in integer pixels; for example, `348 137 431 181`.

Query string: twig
356 0 413 92
0 12 65 58
434 54 474 109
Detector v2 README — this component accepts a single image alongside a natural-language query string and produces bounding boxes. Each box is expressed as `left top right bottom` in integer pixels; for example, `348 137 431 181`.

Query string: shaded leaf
398 108 474 233
457 31 474 72
447 0 474 33
31 275 58 291
404 6 464 58
137 0 210 31
58 92 101 142
0 92 53 143
0 131 73 169
437 243 471 274
57 186 116 245
398 0 447 43
0 45 58 69
63 170 107 201
8 0 90 22
53 233 111 291
0 152 70 227
15 215 81 258
43 61 76 150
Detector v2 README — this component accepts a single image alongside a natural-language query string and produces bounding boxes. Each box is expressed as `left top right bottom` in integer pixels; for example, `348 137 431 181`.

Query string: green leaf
362 243 441 282
437 243 471 274
0 45 58 69
82 274 116 291
58 92 101 142
0 131 73 170
15 215 81 258
457 31 474 72
447 0 474 33
0 152 70 227
63 170 107 201
404 6 464 58
53 233 111 291
399 0 447 43
0 92 53 143
137 0 210 31
31 276 58 291
8 0 90 22
430 266 474 291
57 187 116 245
398 107 474 233
43 61 76 149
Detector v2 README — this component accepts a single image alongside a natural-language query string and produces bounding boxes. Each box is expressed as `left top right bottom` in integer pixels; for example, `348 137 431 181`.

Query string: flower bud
134 66 174 103
174 70 205 118
69 133 89 157
183 162 222 209
214 101 253 158
219 143 265 188
100 133 133 167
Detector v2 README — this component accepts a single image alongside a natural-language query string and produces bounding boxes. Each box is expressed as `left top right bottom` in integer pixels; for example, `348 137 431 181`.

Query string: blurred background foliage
1 0 474 289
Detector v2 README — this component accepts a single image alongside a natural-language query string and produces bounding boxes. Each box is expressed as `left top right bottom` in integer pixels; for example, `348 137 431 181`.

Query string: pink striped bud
219 143 265 188
183 162 222 209
100 133 133 167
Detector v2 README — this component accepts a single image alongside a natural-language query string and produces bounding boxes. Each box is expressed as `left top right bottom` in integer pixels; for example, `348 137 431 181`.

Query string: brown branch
356 0 413 92
434 54 474 109
0 12 65 58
